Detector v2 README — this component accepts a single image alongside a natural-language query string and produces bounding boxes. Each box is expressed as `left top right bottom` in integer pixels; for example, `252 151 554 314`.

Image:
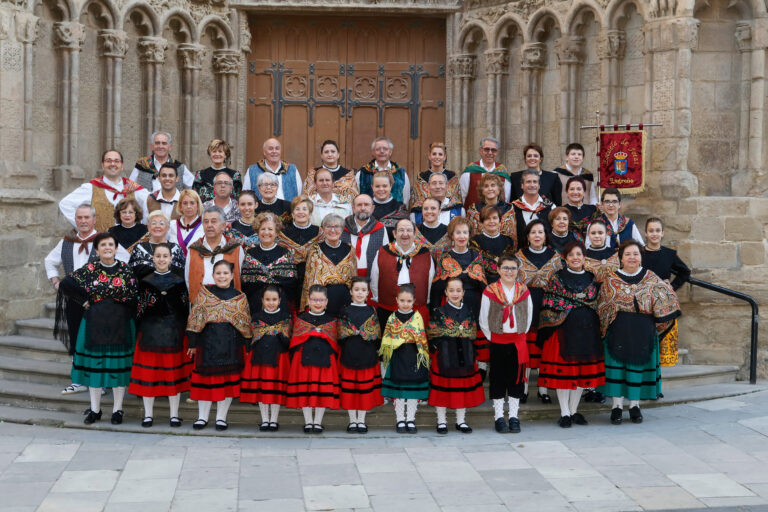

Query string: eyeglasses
481 148 498 153
259 183 278 188
603 200 620 205
499 266 518 272
103 159 122 164
325 225 342 231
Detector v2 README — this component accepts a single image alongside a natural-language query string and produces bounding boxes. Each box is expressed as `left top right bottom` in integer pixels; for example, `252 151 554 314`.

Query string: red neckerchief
512 197 550 213
90 177 144 201
483 281 530 330
345 218 385 260
64 232 97 254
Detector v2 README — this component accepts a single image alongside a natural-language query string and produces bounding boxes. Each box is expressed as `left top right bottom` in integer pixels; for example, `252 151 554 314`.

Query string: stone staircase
0 302 762 434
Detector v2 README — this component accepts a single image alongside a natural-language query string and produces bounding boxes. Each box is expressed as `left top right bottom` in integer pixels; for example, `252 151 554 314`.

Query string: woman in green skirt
596 240 680 425
59 232 139 425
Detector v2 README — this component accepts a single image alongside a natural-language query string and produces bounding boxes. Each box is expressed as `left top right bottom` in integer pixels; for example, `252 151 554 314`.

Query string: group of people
45 131 689 434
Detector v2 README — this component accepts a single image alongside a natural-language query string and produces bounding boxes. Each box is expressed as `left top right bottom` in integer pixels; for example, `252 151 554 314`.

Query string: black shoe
141 417 153 428
494 417 510 433
520 393 528 404
455 422 472 434
406 421 417 434
259 422 270 432
610 407 623 425
395 421 407 434
584 390 607 403
347 423 358 433
629 406 643 424
215 420 228 431
83 409 102 425
436 423 448 435
537 392 552 404
269 422 279 432
170 417 182 428
304 423 314 434
313 424 324 434
193 419 208 430
570 413 588 425
357 423 368 434
509 417 521 433
558 415 572 428
110 410 124 425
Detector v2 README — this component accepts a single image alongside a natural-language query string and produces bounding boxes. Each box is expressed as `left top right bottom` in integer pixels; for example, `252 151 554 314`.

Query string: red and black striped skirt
284 356 341 409
537 329 606 390
128 336 191 397
526 328 543 369
427 356 486 409
339 365 383 410
240 351 290 405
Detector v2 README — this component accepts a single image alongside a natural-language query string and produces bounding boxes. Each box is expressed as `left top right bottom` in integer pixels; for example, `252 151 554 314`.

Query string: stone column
597 29 625 124
53 21 86 166
178 43 206 169
735 21 765 176
484 48 508 141
15 12 39 161
556 35 585 145
521 43 545 144
137 36 167 152
212 50 240 146
98 29 127 149
448 53 476 166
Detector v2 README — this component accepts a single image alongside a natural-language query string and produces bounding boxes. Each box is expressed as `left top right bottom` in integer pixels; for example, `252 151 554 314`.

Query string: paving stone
0 481 52 506
183 447 240 468
570 499 642 511
640 452 714 474
51 469 119 492
15 443 79 462
300 462 361 486
569 446 645 466
177 466 239 490
37 491 110 512
368 493 440 512
426 480 501 507
463 449 531 470
236 498 306 512
479 468 554 493
105 502 173 512
442 505 509 512
0 461 68 483
67 449 132 470
678 442 755 463
353 452 415 473
238 472 303 500
405 446 465 462
121 458 183 480
303 484 370 510
297 448 353 465
496 489 573 511
414 460 482 483
623 486 703 510
548 475 629 501
596 464 676 488
109 478 178 503
129 445 187 460
171 488 238 511
698 496 768 507
360 471 429 496
513 440 574 459
668 473 755 498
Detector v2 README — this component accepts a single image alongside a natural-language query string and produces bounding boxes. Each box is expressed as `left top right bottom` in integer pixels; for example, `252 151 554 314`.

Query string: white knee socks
168 393 181 419
259 403 269 423
198 400 212 421
538 385 548 396
524 369 530 393
302 407 313 424
216 397 232 422
269 404 280 423
477 361 488 371
612 396 624 409
493 399 505 420
142 397 155 418
456 408 466 425
629 400 640 409
348 410 358 423
436 406 447 425
358 410 366 425
508 398 520 419
394 399 406 422
556 389 571 417
112 386 126 413
89 387 102 413
405 399 418 422
569 388 582 415
314 408 325 425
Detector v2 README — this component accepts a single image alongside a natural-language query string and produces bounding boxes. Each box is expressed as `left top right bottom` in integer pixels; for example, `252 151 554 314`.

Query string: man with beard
341 194 389 277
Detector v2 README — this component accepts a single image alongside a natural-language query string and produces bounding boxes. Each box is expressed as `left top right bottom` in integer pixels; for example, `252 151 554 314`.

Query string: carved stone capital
213 49 240 74
53 21 86 51
178 43 207 70
14 12 39 44
240 16 251 53
448 53 476 79
99 29 127 58
138 36 167 63
735 22 751 53
521 43 546 70
597 29 626 59
648 0 677 18
556 36 585 65
0 11 12 40
484 48 508 75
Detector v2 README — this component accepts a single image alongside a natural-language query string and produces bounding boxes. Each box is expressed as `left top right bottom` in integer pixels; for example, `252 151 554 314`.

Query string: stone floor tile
698 496 768 507
414 460 482 483
171 488 238 511
105 502 173 512
679 442 755 463
51 469 119 493
368 493 440 512
37 491 110 512
360 471 429 496
0 461 68 483
297 448 353 465
668 473 756 498
463 449 531 470
109 478 178 503
748 483 768 499
67 449 132 471
183 447 241 468
303 484 370 510
530 457 601 479
15 443 79 463
426 480 501 506
240 455 297 470
479 468 554 493
623 486 703 510
353 452 415 473
548 475 630 501
236 498 306 512
570 499 642 511
689 398 748 411
121 458 183 479
596 464 676 488
405 446 465 462
176 466 239 490
0 481 52 507
441 505 509 512
640 452 714 474
569 445 645 466
717 461 768 484
513 440 574 459
238 472 303 500
496 489 574 511
739 415 768 436
300 462 361 486
129 445 187 460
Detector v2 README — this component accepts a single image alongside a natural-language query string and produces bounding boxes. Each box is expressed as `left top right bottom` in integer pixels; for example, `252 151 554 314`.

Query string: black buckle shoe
215 420 228 431
520 393 528 404
141 417 153 428
110 410 124 425
537 392 552 404
193 419 208 430
83 409 102 425
558 415 572 428
313 424 324 434
346 423 358 433
494 417 510 433
570 413 588 425
610 407 623 425
357 423 368 434
395 421 407 434
170 417 182 428
629 406 643 424
455 423 472 434
436 423 448 435
269 422 279 432
259 422 270 432
304 423 314 434
406 421 417 434
508 417 521 433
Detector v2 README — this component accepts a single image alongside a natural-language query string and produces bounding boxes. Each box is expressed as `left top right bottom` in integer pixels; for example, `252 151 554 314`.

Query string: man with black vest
341 194 389 277
130 131 193 192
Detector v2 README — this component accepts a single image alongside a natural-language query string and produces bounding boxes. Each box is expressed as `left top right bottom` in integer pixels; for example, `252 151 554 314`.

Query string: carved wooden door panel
247 16 446 181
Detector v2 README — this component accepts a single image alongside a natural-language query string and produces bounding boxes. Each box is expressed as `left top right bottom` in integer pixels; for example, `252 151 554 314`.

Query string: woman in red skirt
338 277 383 434
129 243 191 428
537 241 604 428
240 285 292 431
285 284 341 434
186 260 253 431
428 276 485 434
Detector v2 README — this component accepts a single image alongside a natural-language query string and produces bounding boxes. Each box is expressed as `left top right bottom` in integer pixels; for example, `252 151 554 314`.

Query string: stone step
661 364 739 389
0 335 70 363
0 355 71 385
15 318 55 339
43 302 56 319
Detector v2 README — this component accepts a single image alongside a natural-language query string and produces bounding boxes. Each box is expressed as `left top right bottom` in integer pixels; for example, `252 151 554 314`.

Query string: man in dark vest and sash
460 137 512 210
130 131 193 192
242 138 303 202
341 194 389 277
356 137 411 205
145 163 182 221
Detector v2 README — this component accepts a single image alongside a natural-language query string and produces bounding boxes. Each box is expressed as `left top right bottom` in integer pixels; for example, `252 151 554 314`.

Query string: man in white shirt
355 137 411 205
511 169 554 243
129 131 193 192
459 137 512 208
310 168 352 226
341 194 389 277
59 150 150 232
145 163 181 221
242 138 303 202
553 143 598 205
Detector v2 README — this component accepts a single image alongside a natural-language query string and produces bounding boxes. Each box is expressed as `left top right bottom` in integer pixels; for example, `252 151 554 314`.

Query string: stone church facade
0 0 765 376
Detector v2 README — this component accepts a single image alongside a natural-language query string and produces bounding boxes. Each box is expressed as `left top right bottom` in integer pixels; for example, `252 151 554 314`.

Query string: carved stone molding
0 11 11 40
648 0 677 18
213 49 240 74
14 12 39 44
137 36 168 63
484 48 508 74
178 43 206 70
448 53 476 79
735 22 751 52
597 29 626 59
99 29 127 58
556 36 585 65
521 42 546 70
53 21 86 51
645 18 699 52
239 15 251 53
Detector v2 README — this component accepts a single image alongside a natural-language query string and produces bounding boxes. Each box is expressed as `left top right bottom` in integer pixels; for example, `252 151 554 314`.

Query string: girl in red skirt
538 241 604 428
240 285 292 432
428 277 485 434
338 277 383 434
129 243 191 428
285 284 341 434
186 260 253 431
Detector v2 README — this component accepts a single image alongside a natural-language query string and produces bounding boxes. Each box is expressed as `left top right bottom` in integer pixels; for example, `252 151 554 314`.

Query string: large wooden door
246 16 446 181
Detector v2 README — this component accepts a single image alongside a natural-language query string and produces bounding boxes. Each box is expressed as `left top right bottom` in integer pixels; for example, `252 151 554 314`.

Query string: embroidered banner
598 129 646 193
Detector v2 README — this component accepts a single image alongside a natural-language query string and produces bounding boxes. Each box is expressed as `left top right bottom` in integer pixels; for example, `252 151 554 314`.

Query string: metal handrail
686 277 760 384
